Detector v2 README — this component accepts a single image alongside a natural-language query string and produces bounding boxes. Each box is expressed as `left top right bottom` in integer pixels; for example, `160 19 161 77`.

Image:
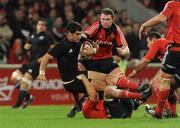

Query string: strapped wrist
93 48 97 54
39 70 45 75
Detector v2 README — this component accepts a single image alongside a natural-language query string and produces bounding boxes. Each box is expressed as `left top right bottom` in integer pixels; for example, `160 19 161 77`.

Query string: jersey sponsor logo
39 36 45 40
97 40 112 46
69 49 73 53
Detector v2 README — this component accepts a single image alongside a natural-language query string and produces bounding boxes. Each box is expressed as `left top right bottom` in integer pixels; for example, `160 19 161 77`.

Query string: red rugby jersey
85 21 126 60
144 38 170 61
161 1 180 51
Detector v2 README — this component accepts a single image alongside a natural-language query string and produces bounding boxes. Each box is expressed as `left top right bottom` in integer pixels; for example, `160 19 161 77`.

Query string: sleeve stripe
116 24 125 43
85 21 100 36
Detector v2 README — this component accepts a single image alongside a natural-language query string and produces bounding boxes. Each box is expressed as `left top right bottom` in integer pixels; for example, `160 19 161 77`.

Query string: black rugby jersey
48 37 89 81
28 32 54 61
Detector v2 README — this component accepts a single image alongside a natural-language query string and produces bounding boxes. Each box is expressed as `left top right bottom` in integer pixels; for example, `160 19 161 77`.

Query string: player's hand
37 74 48 83
77 74 86 80
127 70 136 78
139 24 147 40
116 47 123 55
80 48 95 56
116 46 129 56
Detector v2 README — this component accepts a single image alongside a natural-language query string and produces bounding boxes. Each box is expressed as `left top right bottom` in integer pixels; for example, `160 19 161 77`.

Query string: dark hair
101 8 114 17
66 21 83 34
36 18 48 26
147 31 161 40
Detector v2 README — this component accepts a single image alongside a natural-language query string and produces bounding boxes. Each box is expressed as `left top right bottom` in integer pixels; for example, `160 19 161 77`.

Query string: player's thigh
88 71 107 82
21 72 33 89
106 67 125 85
90 79 107 91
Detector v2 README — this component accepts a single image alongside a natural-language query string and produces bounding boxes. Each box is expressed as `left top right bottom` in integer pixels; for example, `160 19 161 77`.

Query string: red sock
170 103 177 116
120 90 141 99
163 100 170 110
116 77 138 90
156 90 170 114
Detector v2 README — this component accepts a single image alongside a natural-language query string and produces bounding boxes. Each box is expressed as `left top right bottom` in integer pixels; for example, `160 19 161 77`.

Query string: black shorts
81 57 119 74
104 99 133 118
63 78 87 93
63 71 88 93
161 50 180 77
19 61 40 79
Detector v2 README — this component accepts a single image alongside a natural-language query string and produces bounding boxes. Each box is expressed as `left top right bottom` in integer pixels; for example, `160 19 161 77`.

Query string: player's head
66 21 83 43
147 31 161 48
100 8 114 29
36 18 47 33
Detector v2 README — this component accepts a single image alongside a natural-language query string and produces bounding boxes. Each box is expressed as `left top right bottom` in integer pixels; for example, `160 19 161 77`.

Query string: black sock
13 90 29 107
25 91 30 101
14 83 20 89
78 94 88 109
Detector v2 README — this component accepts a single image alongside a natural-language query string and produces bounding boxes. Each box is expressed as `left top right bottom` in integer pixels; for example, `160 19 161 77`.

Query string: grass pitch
0 105 179 128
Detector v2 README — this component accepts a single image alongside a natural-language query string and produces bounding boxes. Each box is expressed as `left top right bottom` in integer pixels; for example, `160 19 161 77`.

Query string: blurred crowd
0 0 167 64
139 0 169 12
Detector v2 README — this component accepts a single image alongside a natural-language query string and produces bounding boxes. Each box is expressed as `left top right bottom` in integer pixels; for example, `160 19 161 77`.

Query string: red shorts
82 98 108 119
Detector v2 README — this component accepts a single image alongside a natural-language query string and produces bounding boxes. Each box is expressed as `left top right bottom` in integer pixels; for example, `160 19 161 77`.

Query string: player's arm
139 14 167 39
128 42 158 78
128 58 151 78
77 74 99 102
37 53 54 82
139 1 173 39
24 42 31 50
80 37 99 56
115 25 130 57
37 43 63 81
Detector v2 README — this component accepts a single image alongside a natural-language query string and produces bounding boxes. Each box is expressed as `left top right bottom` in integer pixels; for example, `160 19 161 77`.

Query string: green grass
0 105 179 128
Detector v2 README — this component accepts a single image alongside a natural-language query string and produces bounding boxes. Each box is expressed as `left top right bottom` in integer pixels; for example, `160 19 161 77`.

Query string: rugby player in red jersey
139 0 180 118
76 74 151 119
69 8 138 117
128 32 179 117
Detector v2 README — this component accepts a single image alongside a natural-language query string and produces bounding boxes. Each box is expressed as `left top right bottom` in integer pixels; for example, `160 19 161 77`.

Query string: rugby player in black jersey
11 19 55 108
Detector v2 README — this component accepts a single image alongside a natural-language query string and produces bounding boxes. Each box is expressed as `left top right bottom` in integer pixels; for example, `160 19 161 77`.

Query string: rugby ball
80 41 93 60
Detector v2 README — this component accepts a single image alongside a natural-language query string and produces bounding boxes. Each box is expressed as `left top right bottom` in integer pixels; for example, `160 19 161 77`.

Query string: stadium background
0 0 179 105
1 1 180 128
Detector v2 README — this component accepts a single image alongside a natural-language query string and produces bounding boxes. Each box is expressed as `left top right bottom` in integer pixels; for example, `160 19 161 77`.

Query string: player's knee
159 71 173 90
104 86 118 99
106 68 125 85
11 70 23 83
104 86 114 95
21 77 32 89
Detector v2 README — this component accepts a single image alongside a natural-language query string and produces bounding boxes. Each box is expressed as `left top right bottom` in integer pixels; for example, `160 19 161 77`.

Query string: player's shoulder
155 38 169 44
113 23 122 32
88 20 100 28
165 1 176 7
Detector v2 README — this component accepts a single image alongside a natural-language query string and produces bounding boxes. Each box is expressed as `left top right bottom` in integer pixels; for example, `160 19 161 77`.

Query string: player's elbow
157 14 167 22
44 53 53 61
